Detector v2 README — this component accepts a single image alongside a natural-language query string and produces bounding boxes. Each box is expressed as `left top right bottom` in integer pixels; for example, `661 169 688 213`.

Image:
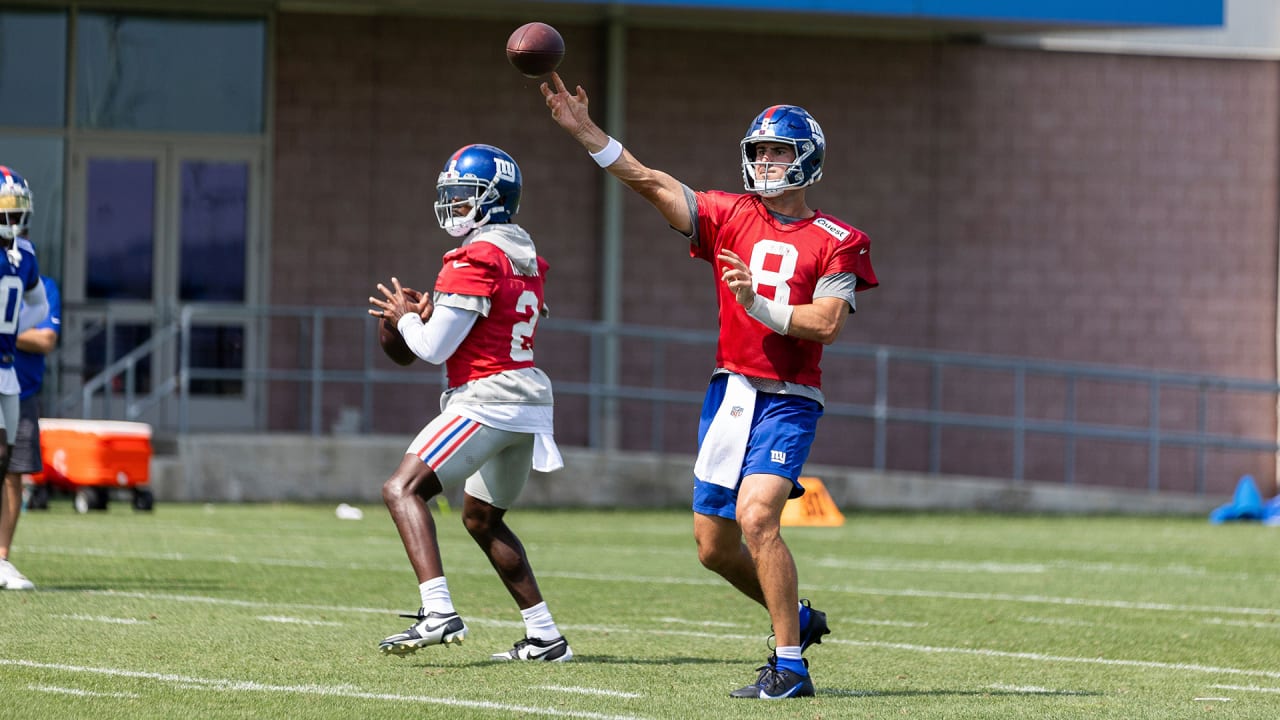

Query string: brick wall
272 15 1280 494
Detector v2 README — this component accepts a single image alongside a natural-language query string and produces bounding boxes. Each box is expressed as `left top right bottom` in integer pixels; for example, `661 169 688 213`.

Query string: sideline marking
3 659 650 720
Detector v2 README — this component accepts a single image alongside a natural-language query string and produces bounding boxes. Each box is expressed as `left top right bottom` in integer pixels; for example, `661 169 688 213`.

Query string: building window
0 10 68 128
76 13 265 133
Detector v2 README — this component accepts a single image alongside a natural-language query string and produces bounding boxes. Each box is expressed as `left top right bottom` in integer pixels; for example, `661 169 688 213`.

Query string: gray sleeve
672 184 699 246
814 272 859 313
434 291 491 318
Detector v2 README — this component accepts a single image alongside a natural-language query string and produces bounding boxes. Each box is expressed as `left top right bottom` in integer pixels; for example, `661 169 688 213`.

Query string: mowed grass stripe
15 589 1280 680
9 505 1280 720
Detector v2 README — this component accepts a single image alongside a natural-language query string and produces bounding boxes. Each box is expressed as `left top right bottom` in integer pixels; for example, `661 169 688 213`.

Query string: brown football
506 22 564 78
379 318 416 366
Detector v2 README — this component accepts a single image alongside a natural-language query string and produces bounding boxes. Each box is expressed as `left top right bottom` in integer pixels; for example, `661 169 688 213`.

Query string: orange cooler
39 418 153 488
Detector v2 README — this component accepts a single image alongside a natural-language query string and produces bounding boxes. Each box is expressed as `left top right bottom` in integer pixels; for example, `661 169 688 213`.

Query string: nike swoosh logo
452 261 471 268
859 248 868 255
422 619 454 633
519 643 562 659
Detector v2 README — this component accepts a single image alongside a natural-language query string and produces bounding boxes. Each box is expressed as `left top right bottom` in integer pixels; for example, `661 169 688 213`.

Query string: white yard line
656 617 743 628
812 583 1280 617
29 684 140 699
845 618 929 628
829 639 1280 680
3 659 650 720
1017 616 1103 627
988 683 1091 695
1201 617 1280 630
256 616 343 626
55 614 146 625
38 590 1280 681
815 557 1252 581
1211 684 1280 694
33 546 1275 618
534 685 643 698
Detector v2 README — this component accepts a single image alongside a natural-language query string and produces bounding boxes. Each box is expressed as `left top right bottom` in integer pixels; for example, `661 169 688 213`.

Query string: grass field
2 501 1279 719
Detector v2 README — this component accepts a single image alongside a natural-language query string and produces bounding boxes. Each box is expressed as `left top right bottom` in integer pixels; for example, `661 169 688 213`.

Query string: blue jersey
0 239 41 371
16 275 60 399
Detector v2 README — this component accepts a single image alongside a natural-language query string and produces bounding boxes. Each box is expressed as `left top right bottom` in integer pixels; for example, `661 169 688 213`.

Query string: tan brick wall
272 15 1279 494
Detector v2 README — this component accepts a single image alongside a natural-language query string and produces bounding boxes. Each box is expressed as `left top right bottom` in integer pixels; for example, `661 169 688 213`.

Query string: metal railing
53 303 1280 494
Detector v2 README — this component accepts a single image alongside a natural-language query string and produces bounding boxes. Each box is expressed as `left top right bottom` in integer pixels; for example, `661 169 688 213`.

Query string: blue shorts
692 374 823 520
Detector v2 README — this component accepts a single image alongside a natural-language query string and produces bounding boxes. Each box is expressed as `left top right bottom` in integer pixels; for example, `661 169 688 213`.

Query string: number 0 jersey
691 190 878 388
434 224 549 389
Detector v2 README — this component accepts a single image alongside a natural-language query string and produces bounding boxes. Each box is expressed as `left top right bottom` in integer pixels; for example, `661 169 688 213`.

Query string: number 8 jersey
691 190 878 389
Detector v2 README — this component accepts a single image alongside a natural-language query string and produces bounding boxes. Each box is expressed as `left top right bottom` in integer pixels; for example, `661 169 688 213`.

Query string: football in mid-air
506 22 564 78
379 318 415 366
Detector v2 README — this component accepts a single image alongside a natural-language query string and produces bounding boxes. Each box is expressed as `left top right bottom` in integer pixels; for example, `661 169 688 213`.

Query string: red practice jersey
434 240 549 388
691 190 878 388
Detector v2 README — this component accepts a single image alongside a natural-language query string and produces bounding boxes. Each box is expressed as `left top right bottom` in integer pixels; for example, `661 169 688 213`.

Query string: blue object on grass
1208 474 1264 524
1262 495 1280 527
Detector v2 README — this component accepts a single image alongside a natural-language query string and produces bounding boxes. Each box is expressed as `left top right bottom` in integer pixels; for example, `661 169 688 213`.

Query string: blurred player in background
0 167 49 591
6 274 61 572
541 74 878 698
368 144 571 662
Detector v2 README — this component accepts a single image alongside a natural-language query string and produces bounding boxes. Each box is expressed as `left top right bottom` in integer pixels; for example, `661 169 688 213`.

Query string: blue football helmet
740 105 825 197
434 144 522 237
0 166 32 241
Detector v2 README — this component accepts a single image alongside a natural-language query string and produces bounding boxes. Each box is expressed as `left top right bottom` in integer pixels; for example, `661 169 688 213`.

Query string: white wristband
747 294 794 335
589 137 623 168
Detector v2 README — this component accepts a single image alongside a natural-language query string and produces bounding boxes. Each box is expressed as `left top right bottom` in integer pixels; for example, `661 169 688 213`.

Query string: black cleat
730 655 815 700
378 609 467 656
798 598 830 653
490 635 574 662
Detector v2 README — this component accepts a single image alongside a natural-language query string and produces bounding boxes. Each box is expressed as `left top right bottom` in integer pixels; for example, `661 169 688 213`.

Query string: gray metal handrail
58 303 1280 494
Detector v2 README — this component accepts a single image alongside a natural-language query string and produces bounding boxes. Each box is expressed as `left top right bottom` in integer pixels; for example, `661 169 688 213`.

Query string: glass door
64 139 262 430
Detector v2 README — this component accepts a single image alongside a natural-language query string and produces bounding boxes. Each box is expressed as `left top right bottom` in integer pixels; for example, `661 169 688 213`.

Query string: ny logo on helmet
494 158 518 182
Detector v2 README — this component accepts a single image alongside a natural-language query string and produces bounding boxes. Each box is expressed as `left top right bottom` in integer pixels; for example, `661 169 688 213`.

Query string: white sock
419 577 455 616
520 601 560 641
776 646 802 662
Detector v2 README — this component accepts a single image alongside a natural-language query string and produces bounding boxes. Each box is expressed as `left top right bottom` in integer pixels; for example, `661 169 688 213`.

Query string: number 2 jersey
434 223 549 390
428 223 557 466
690 190 878 389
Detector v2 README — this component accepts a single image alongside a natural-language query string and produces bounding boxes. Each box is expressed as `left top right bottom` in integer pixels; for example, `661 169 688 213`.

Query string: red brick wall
272 14 1280 494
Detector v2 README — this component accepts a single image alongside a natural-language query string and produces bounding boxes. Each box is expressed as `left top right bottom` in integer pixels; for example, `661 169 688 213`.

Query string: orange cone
781 477 845 527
